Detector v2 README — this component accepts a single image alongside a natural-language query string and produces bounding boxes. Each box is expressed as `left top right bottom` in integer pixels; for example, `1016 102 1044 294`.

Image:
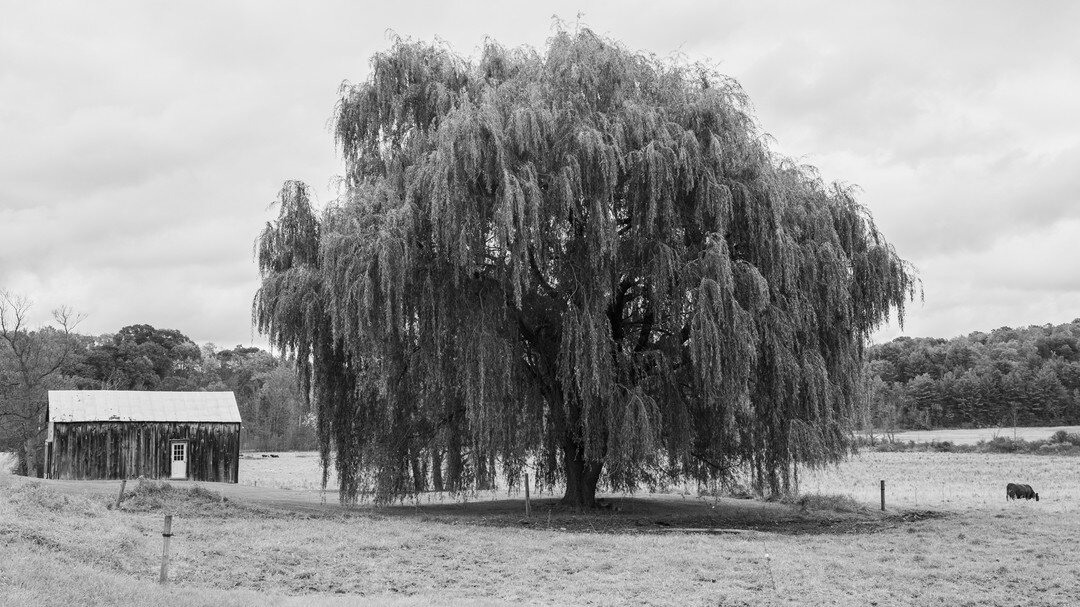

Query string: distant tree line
863 320 1080 432
1 295 314 476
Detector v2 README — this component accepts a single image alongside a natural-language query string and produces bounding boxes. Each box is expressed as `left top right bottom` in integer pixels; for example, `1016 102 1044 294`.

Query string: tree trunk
475 449 492 490
409 450 425 492
446 430 462 492
560 440 603 509
431 450 444 492
16 436 43 478
15 446 29 477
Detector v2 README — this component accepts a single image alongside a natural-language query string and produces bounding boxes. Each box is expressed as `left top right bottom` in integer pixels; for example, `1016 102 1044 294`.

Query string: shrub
979 437 1022 453
1049 430 1080 446
1038 443 1080 456
120 479 230 515
880 440 914 453
784 492 867 513
862 431 1080 456
7 483 101 517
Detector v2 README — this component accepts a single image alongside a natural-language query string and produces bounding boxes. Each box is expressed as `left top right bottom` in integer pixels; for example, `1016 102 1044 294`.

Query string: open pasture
802 451 1080 511
3 451 1079 606
240 450 1080 514
239 452 338 491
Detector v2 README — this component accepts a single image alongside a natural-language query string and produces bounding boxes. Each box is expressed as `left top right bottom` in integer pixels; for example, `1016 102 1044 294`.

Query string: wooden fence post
880 480 885 511
159 515 173 584
114 479 127 510
524 472 531 518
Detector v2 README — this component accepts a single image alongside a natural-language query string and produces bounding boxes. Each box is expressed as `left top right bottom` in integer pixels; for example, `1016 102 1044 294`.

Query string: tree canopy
255 28 915 506
74 324 202 390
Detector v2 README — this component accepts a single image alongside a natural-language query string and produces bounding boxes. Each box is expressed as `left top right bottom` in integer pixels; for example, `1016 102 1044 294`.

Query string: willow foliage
255 28 915 505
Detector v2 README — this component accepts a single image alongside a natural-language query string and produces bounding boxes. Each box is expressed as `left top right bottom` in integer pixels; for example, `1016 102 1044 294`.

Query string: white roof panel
48 390 241 423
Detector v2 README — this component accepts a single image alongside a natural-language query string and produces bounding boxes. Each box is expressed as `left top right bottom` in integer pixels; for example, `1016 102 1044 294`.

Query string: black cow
1006 483 1039 501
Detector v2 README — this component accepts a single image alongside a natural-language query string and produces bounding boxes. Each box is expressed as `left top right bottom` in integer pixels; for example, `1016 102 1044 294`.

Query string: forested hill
865 319 1080 430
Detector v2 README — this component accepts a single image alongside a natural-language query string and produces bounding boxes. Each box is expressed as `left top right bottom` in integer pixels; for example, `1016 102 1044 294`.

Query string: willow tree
255 28 915 507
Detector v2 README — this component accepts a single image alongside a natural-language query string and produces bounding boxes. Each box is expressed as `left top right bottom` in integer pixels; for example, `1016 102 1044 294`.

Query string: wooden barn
46 390 241 483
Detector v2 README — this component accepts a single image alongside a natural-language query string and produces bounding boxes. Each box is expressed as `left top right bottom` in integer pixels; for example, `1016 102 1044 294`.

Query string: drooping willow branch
255 28 916 504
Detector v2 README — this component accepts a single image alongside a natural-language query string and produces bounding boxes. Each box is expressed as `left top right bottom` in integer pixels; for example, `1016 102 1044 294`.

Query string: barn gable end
46 390 242 483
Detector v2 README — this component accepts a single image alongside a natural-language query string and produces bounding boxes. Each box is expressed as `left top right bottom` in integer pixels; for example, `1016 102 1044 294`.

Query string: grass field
866 425 1080 445
237 448 1080 512
802 451 1080 510
3 451 1079 606
239 452 338 491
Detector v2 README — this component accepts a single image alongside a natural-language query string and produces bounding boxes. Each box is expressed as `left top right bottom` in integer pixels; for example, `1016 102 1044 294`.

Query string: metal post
880 480 885 511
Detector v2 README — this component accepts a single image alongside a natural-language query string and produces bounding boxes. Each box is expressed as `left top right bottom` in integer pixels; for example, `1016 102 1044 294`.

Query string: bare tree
0 291 83 476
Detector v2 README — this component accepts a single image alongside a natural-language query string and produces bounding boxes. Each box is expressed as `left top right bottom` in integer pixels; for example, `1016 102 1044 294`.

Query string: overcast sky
2 1 1077 348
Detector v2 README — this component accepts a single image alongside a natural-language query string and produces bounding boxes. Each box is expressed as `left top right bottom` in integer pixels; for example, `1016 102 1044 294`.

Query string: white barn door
170 441 188 479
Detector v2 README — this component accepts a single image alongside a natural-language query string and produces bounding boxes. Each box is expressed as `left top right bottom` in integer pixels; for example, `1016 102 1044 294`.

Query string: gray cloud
1 1 1077 346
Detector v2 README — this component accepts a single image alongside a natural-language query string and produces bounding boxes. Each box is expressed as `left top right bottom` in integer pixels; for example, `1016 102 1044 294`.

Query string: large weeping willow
255 28 916 507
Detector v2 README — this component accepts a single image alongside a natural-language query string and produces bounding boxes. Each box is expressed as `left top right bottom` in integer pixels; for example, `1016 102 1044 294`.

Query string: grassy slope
3 453 1080 606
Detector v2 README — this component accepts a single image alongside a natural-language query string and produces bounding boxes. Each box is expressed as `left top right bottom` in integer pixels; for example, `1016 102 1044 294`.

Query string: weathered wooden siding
50 422 240 482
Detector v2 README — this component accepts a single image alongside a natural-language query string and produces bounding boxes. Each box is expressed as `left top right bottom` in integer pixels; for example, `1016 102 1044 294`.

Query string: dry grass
240 449 1079 513
0 551 487 607
3 452 1080 605
801 450 1080 511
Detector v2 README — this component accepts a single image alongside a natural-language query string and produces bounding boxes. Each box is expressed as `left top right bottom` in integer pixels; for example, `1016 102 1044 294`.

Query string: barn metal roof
48 390 242 423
